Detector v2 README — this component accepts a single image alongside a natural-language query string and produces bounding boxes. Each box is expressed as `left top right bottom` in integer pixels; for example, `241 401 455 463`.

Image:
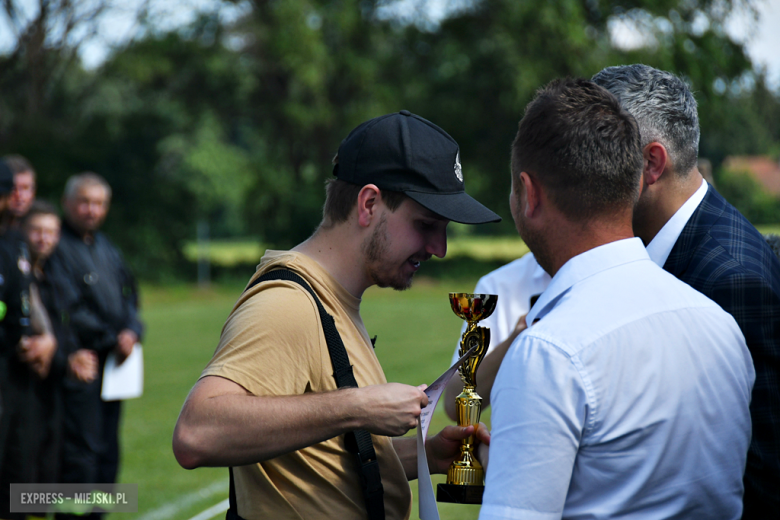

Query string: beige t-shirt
201 250 412 520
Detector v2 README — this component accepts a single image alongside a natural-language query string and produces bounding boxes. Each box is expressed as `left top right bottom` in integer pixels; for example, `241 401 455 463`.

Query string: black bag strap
227 269 384 520
227 467 239 520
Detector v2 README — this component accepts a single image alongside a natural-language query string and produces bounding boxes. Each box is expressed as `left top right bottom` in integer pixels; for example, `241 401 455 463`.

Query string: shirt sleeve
201 282 324 397
480 334 589 520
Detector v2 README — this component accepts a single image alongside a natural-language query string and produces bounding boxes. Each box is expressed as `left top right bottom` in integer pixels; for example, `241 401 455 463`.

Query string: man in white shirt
479 78 754 519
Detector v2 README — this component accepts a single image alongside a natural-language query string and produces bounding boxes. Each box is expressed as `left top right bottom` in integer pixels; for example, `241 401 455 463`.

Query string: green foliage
715 168 780 224
2 0 779 280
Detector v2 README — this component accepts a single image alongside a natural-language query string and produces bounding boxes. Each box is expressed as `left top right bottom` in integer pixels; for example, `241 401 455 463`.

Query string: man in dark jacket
54 172 143 504
0 158 35 519
593 64 780 518
22 201 97 486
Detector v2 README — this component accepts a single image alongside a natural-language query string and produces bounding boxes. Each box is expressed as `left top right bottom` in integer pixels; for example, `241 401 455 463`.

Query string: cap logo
454 151 463 183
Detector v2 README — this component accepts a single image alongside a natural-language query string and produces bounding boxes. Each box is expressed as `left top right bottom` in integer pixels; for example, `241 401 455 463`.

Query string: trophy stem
439 293 496 505
448 388 484 483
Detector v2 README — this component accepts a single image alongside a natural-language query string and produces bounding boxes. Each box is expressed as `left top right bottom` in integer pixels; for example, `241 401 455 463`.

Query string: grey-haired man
591 64 780 518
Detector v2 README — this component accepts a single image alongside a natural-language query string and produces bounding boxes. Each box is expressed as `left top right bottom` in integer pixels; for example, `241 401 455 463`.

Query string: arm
172 375 429 469
480 336 585 519
28 283 53 336
392 423 491 480
51 248 124 354
444 314 527 420
69 308 118 353
18 284 57 378
68 349 98 383
709 272 780 496
118 256 144 341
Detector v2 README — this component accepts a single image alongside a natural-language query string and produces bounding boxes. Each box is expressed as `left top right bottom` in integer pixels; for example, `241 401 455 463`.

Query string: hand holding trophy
438 292 497 504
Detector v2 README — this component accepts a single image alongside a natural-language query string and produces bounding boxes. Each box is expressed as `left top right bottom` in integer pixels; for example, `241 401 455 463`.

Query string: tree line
1 0 777 280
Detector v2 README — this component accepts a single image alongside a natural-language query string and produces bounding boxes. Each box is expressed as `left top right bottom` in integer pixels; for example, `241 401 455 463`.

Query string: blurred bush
1 0 778 281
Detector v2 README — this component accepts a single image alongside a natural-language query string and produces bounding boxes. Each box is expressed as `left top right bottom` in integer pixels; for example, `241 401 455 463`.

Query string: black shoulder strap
227 467 239 520
227 269 384 520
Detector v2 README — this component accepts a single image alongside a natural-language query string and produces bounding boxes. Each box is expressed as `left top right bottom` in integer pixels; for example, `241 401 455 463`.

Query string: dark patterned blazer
664 185 780 518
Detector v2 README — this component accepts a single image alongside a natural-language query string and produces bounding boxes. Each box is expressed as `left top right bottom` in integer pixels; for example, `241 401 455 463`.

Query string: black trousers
0 357 37 520
29 375 64 484
58 378 122 520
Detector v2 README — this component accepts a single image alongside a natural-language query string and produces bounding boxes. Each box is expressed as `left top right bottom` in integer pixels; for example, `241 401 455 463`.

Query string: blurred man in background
2 155 37 225
0 158 35 519
55 173 142 516
22 201 95 486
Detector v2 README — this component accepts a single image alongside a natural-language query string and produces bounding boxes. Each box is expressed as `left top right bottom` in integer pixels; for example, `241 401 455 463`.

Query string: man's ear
520 171 541 218
643 142 668 186
356 184 381 228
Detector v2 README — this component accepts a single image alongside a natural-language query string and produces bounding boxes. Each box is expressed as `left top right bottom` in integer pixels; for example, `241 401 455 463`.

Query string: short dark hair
21 200 59 227
2 154 36 181
512 78 643 221
592 64 700 176
321 155 407 227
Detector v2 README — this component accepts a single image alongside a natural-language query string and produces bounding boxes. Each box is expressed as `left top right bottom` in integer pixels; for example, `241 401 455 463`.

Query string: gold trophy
437 292 497 504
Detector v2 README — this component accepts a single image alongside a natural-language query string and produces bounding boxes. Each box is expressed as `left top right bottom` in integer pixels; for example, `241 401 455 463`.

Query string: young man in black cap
173 111 499 520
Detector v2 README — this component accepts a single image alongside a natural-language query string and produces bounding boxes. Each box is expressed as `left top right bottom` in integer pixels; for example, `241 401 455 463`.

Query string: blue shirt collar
526 237 649 325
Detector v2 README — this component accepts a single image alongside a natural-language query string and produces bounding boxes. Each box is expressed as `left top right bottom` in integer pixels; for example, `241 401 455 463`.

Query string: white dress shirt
481 238 755 520
451 253 551 364
645 178 707 267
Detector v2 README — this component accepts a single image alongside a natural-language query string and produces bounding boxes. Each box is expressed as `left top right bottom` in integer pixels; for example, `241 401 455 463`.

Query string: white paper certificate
417 346 476 520
101 344 144 401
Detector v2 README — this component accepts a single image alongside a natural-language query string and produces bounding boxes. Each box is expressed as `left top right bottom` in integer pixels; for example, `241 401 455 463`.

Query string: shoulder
208 279 325 395
682 191 780 289
476 253 546 292
220 278 325 359
535 260 731 350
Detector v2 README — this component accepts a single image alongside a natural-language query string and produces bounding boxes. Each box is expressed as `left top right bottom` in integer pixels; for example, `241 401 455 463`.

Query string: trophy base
436 483 484 504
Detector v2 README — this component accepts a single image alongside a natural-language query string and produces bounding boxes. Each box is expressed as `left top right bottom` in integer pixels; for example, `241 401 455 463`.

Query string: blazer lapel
662 185 726 278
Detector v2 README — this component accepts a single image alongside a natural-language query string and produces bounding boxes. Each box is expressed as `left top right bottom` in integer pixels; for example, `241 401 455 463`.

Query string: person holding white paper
53 173 143 515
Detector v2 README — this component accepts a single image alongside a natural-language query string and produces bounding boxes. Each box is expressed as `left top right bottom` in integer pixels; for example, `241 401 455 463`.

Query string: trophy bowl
449 293 498 324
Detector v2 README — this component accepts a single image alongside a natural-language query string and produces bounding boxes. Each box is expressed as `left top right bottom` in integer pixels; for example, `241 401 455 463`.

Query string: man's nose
426 228 447 259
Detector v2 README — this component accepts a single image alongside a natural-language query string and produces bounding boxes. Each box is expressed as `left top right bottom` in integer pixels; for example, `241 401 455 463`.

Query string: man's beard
515 212 554 277
362 214 415 291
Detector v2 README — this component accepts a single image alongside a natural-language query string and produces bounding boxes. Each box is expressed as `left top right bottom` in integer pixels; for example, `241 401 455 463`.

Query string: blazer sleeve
709 270 780 486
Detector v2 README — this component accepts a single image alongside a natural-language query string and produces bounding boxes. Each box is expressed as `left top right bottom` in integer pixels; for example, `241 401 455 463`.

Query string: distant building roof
723 155 780 196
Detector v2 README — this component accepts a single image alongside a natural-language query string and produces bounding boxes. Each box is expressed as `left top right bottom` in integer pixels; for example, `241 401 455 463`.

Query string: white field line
185 499 230 520
135 479 228 520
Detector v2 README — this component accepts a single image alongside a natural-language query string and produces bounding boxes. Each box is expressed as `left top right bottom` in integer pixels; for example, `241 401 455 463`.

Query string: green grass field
114 226 780 520
183 235 529 267
115 273 487 520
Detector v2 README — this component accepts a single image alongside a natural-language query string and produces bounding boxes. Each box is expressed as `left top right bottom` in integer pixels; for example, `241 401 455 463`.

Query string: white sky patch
1 0 778 87
726 0 780 89
608 12 657 50
0 0 250 68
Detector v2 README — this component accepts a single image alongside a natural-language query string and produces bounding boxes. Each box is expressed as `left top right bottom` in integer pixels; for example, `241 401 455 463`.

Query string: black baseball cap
0 159 13 194
333 110 501 224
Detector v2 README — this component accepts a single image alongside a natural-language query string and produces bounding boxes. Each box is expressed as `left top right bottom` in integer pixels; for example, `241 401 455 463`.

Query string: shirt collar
645 178 707 267
526 237 649 325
